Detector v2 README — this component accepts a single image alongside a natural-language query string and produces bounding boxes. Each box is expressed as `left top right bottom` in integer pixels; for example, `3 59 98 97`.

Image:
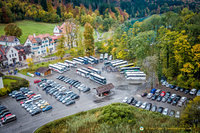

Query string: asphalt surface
0 62 195 133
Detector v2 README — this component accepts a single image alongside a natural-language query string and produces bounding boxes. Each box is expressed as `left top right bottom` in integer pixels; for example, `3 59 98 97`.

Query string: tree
84 23 94 56
56 36 66 60
181 96 200 130
26 58 34 70
46 47 49 56
4 23 22 38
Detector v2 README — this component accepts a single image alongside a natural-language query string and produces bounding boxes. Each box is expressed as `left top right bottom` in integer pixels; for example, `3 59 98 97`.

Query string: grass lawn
3 79 16 88
35 103 180 133
0 20 60 44
43 50 70 58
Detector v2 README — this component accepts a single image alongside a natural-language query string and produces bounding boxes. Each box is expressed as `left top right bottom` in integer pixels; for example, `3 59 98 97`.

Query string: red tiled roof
0 35 17 42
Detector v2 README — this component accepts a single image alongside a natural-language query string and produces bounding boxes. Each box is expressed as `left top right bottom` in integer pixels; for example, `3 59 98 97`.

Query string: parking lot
0 61 195 133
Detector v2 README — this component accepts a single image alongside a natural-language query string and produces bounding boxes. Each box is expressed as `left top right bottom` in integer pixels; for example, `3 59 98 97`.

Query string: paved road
0 62 194 133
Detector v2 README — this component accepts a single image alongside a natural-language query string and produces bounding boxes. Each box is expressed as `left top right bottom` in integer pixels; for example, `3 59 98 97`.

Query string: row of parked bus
76 67 106 85
100 53 112 62
73 56 99 65
49 62 70 74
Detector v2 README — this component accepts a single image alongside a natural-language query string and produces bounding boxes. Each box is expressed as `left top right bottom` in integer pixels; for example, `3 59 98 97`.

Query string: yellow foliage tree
26 58 34 69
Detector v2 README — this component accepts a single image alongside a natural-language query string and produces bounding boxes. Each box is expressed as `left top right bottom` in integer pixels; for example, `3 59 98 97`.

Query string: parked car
190 88 197 95
151 105 157 112
170 94 177 99
126 97 134 104
131 100 138 106
135 101 142 107
34 80 41 84
155 89 161 95
160 91 166 97
141 92 147 97
169 85 176 89
147 93 153 99
184 89 190 94
156 96 162 102
42 105 52 112
152 94 158 101
169 110 175 117
31 109 41 116
167 98 173 104
161 97 168 103
196 90 200 96
157 107 164 113
174 86 180 91
145 103 152 111
66 100 75 106
150 88 156 94
140 102 147 109
180 88 185 92
175 111 180 118
162 108 169 115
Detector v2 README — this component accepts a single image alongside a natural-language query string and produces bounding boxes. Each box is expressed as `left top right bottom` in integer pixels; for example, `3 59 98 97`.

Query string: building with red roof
0 35 20 46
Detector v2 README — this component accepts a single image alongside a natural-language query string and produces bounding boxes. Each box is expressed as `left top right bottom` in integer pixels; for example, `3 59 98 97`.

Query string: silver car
162 108 169 115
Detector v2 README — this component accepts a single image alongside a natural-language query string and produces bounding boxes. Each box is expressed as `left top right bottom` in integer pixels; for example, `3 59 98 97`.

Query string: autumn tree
56 36 66 60
4 23 22 38
84 23 94 56
26 58 34 70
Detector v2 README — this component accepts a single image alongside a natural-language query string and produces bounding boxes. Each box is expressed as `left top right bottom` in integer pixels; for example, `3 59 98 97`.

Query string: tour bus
124 71 145 77
126 73 146 80
49 64 64 73
120 67 140 73
84 56 94 64
104 53 108 60
110 60 124 66
89 73 107 85
100 54 104 62
73 58 85 65
87 66 101 75
57 62 70 70
109 55 112 60
89 56 99 64
64 60 77 68
78 57 89 64
54 64 68 71
119 63 135 69
112 61 128 68
76 68 90 78
81 67 93 73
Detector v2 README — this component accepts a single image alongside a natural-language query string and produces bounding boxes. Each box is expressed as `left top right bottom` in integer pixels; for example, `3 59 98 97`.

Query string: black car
0 109 9 115
31 109 42 116
0 111 11 118
141 92 147 97
0 106 6 111
184 89 190 94
151 105 157 112
176 95 181 101
151 95 158 101
82 87 90 93
145 103 152 111
170 85 176 89
165 92 171 97
131 100 138 106
16 96 26 101
180 88 185 92
127 97 134 104
156 96 162 102
167 98 173 104
172 99 178 106
157 107 164 113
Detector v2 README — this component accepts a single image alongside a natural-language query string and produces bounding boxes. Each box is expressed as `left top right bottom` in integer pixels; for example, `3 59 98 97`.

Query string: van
150 88 156 94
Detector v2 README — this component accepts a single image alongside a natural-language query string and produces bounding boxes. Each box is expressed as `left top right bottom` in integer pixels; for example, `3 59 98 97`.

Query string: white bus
110 60 123 66
76 68 90 78
112 61 128 68
64 60 77 67
57 62 70 70
49 64 64 73
84 56 94 64
89 73 107 85
73 58 84 64
87 66 101 74
54 64 68 71
126 73 146 80
124 71 145 77
120 67 140 73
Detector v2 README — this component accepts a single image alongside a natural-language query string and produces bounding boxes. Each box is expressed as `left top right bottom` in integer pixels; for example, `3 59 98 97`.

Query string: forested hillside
96 8 200 89
0 0 199 24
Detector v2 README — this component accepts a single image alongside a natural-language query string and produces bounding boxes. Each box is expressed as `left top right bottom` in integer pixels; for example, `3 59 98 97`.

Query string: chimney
33 33 36 37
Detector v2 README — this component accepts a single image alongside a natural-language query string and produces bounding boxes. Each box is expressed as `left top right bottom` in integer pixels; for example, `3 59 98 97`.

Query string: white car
178 101 183 107
196 90 200 96
122 97 128 103
162 108 169 115
180 97 187 103
189 88 197 95
175 111 180 118
147 93 153 99
170 94 177 99
140 102 147 109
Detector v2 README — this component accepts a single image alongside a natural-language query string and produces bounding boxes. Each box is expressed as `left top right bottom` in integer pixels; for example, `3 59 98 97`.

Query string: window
12 54 14 57
9 55 11 58
38 51 40 54
15 53 16 56
46 44 48 46
11 50 13 53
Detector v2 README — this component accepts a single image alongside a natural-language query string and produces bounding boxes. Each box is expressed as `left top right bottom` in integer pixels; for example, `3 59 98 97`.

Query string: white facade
53 26 61 36
0 77 3 89
5 47 19 65
0 38 20 46
24 36 56 57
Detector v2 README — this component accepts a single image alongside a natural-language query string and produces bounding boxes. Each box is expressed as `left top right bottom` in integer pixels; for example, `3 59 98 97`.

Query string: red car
1 114 12 121
34 80 41 84
160 91 166 97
